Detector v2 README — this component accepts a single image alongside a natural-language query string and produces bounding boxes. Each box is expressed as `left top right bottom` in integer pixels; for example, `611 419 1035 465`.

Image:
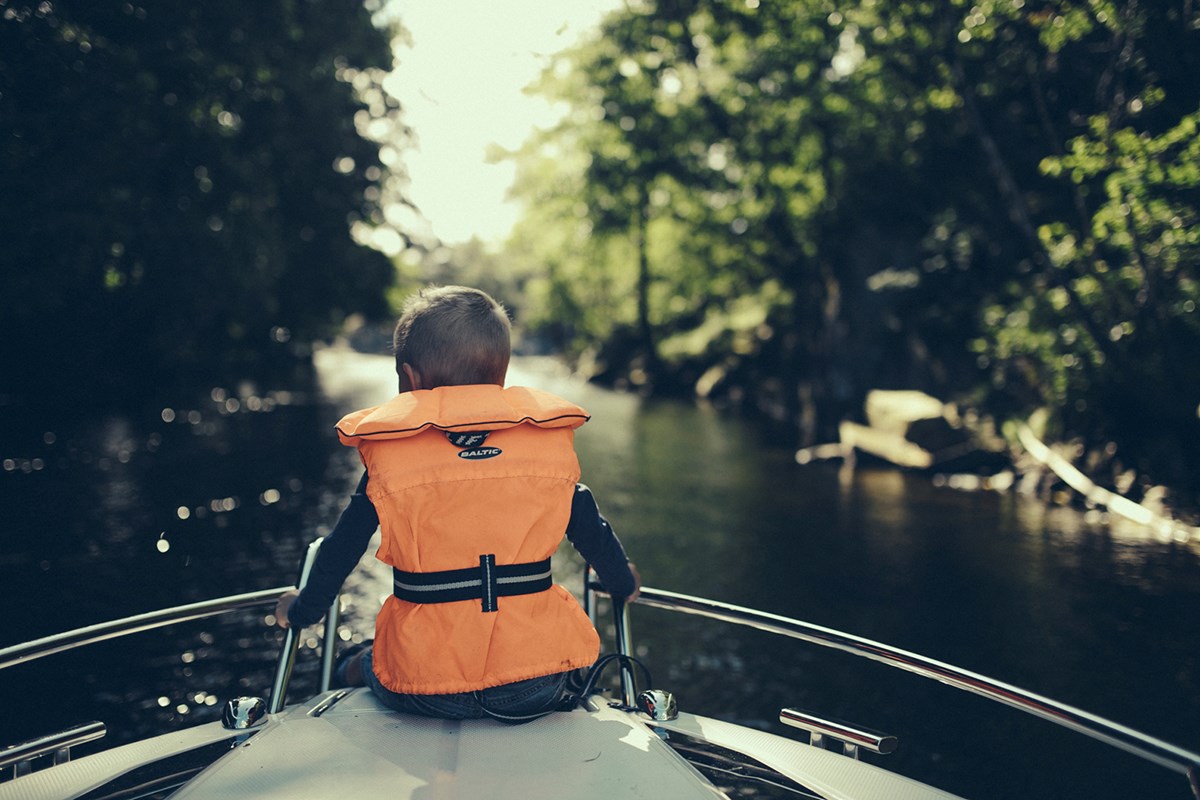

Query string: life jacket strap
392 555 553 613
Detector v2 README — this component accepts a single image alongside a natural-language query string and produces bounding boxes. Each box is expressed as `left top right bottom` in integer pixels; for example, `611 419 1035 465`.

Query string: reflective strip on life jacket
393 555 553 612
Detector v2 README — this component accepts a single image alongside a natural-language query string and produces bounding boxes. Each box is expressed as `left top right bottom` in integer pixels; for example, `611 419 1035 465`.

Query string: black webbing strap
393 555 553 613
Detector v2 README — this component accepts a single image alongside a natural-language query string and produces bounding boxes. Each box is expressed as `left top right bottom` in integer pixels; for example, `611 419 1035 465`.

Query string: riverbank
579 350 1200 547
798 392 1200 547
340 327 1200 544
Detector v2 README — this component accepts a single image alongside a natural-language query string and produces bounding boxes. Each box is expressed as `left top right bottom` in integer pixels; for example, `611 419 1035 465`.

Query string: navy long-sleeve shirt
287 472 634 628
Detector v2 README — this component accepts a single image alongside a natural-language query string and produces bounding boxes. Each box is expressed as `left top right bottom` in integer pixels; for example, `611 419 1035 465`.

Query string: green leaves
0 2 405 398
500 0 1200 485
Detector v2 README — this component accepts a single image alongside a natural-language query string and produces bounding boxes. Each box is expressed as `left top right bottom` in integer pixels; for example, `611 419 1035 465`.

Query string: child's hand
625 562 642 603
274 589 299 628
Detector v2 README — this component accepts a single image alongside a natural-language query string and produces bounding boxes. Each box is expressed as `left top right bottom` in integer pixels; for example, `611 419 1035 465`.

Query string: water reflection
1 349 1197 800
0 365 357 751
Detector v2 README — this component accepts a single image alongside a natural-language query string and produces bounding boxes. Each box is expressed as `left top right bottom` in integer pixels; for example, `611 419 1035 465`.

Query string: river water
1 348 1197 799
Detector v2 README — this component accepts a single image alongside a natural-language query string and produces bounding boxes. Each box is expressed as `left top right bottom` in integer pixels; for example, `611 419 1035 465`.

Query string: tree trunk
633 187 660 379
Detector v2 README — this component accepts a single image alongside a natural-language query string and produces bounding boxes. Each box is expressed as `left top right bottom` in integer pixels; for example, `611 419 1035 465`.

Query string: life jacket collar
337 384 589 444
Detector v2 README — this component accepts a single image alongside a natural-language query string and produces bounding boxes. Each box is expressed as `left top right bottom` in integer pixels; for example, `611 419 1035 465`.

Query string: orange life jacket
336 384 601 695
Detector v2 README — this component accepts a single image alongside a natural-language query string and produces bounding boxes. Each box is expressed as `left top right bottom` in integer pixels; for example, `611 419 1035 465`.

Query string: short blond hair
392 285 511 387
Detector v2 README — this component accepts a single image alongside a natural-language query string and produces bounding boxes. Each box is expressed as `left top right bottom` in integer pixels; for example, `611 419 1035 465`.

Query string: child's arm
566 484 640 601
276 471 378 628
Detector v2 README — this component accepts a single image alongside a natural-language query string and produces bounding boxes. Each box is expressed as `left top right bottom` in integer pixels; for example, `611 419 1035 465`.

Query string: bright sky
380 1 620 245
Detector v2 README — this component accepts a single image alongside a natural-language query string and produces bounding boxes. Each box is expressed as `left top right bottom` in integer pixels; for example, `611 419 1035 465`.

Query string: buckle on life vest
392 555 553 613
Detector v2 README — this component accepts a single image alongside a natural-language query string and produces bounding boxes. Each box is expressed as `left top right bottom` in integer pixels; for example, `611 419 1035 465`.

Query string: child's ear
400 363 424 392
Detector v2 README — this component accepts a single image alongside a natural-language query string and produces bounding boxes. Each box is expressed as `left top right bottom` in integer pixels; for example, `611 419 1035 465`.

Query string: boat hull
2 688 969 800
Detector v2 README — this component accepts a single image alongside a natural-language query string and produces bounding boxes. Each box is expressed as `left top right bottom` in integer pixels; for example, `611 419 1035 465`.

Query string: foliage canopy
502 0 1200 497
0 0 407 399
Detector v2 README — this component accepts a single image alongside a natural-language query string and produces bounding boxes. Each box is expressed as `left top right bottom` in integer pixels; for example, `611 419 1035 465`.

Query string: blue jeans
361 647 570 723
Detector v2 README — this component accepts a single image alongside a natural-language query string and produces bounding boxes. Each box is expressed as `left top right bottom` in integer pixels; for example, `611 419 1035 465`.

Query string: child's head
392 285 511 390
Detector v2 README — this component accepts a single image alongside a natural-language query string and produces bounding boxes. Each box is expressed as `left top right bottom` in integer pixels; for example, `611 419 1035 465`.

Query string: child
275 285 639 722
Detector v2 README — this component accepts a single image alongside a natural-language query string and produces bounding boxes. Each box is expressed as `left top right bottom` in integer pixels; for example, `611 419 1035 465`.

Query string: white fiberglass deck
171 689 721 800
3 688 968 800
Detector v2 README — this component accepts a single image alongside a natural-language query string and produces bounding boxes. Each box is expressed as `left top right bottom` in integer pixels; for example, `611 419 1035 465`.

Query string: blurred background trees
3 0 1198 502
501 0 1200 500
0 0 408 400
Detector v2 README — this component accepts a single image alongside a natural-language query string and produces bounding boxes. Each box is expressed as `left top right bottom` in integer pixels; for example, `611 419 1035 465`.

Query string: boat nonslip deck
2 687 967 800
3 538 1199 799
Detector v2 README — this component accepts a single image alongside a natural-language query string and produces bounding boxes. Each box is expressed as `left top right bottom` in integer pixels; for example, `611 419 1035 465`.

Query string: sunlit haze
381 1 620 245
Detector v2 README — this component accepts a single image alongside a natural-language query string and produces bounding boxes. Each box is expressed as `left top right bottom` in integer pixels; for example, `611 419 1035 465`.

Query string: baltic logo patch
448 430 500 460
457 447 502 460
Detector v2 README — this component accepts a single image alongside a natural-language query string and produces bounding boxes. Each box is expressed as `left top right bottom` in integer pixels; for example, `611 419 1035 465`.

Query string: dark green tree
507 0 1200 495
0 1 409 401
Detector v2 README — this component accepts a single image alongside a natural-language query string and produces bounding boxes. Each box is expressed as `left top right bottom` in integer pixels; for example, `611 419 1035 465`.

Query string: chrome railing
269 537 341 712
0 589 290 672
0 543 339 700
1 536 341 780
583 567 639 707
0 588 287 781
607 585 1200 798
779 707 897 758
0 721 107 780
10 550 1196 794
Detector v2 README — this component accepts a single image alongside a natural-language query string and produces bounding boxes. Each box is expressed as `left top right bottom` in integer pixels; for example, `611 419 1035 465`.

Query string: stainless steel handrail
610 597 637 707
2 537 340 734
583 567 637 706
1 537 341 724
0 588 290 672
319 597 340 694
268 537 341 712
631 586 1200 792
0 721 106 775
779 707 897 758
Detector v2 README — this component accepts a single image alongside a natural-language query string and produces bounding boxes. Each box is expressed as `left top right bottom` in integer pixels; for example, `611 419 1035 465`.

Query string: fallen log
820 390 1006 471
1016 424 1198 544
838 420 936 469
